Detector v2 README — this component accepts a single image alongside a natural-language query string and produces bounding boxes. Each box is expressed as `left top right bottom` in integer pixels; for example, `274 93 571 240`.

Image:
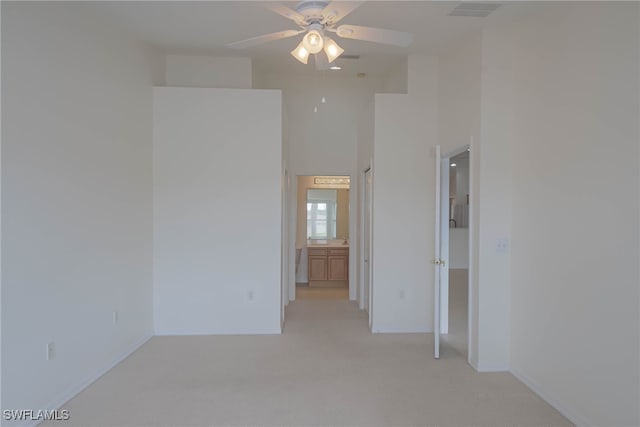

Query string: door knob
431 259 441 265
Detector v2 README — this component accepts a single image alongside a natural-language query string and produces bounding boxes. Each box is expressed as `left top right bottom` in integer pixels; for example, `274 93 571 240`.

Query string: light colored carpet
45 299 572 426
442 269 469 358
296 284 349 300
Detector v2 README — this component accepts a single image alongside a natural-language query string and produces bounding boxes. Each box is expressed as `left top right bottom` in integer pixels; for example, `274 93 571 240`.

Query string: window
307 200 337 239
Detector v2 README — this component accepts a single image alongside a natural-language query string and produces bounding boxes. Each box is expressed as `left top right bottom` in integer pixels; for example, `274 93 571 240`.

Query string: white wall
258 74 383 175
371 55 438 332
256 73 384 301
2 2 155 422
164 54 252 88
437 33 482 155
153 87 282 335
381 58 408 94
476 29 514 372
484 3 639 425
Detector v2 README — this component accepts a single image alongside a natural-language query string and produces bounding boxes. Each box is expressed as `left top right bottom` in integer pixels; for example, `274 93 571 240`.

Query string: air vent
449 2 501 17
340 54 361 60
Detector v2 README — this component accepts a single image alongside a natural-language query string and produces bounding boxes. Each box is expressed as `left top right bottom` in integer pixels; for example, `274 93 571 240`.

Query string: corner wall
483 3 639 425
2 2 155 421
153 87 282 335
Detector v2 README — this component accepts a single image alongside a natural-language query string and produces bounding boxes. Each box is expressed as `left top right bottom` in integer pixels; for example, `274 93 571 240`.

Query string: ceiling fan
226 0 412 69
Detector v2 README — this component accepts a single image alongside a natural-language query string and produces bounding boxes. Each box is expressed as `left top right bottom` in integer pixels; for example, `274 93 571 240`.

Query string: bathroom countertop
307 240 349 248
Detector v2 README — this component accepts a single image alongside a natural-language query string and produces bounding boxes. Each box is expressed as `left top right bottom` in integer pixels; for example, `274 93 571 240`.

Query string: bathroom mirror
306 188 349 240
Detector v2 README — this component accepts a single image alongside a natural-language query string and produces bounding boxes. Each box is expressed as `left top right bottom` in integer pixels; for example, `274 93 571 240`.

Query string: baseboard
154 328 282 336
371 327 430 334
468 355 479 371
28 334 153 427
475 363 509 372
511 367 590 427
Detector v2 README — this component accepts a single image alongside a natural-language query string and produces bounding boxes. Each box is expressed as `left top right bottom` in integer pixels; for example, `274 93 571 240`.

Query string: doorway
438 146 471 358
294 175 351 300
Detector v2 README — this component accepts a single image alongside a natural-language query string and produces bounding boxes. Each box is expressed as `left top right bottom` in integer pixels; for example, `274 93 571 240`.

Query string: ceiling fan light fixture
337 27 354 37
291 41 310 64
302 29 324 54
323 37 344 63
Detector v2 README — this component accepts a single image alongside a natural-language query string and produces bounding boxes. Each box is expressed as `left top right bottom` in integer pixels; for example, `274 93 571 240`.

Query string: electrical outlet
399 289 405 299
46 342 55 361
247 290 254 302
113 311 118 325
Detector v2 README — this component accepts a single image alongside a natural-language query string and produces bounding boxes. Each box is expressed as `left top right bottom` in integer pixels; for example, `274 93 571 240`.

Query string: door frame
281 166 289 328
287 172 357 303
438 144 473 363
359 165 373 326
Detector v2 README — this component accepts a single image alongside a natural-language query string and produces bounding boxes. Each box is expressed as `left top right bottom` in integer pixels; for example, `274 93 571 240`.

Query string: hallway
295 284 349 300
44 300 571 426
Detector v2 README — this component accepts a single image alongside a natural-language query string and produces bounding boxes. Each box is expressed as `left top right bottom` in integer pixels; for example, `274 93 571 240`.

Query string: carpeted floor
295 283 349 300
442 269 469 358
45 298 572 426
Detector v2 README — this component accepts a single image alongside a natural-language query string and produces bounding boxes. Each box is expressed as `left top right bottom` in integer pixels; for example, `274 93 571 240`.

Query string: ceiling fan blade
226 30 304 49
322 1 365 25
265 3 308 27
335 25 412 47
315 52 330 71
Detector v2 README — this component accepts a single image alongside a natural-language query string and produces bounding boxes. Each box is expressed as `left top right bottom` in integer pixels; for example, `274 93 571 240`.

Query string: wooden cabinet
328 256 348 280
308 256 327 280
308 247 348 286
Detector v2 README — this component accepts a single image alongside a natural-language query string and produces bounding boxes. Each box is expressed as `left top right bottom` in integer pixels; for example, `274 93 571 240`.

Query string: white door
433 146 443 359
439 156 450 334
364 168 373 327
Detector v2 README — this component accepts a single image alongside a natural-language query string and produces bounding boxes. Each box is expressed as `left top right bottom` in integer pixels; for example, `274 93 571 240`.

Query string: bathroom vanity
307 241 348 287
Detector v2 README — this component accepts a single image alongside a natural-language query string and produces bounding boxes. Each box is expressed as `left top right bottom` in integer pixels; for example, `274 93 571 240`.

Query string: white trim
358 168 366 311
371 327 431 334
289 176 298 301
32 334 153 427
474 363 509 373
467 137 476 367
468 356 479 371
438 155 450 334
434 145 441 359
155 328 281 336
511 367 590 427
366 159 374 328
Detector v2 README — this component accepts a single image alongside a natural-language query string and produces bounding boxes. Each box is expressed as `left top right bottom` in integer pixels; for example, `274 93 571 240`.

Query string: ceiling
95 1 540 77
